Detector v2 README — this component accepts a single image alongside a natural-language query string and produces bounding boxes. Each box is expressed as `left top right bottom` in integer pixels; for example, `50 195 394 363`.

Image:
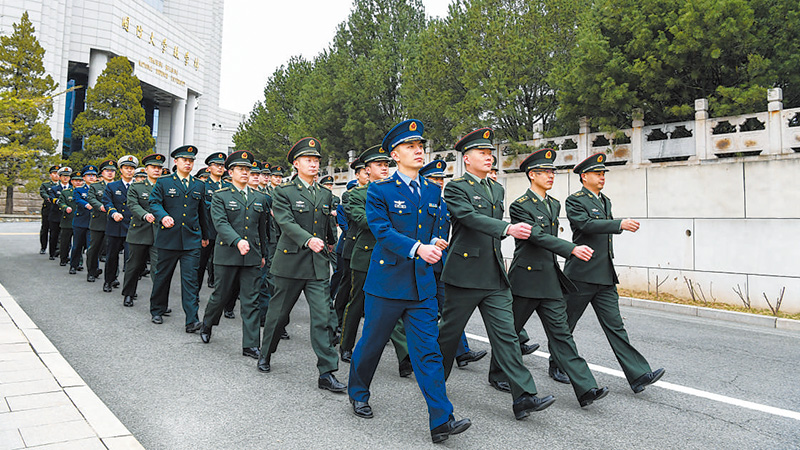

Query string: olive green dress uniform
259 147 339 376
57 184 77 266
87 160 115 280
202 154 269 351
121 161 160 302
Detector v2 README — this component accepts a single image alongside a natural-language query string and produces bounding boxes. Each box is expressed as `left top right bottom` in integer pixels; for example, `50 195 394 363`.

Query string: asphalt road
1 221 799 450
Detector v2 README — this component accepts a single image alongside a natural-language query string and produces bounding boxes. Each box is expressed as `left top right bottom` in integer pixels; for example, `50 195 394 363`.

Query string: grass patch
618 288 800 321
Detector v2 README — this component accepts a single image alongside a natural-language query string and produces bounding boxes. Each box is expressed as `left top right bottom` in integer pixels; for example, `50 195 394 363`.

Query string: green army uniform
559 153 662 392
488 149 606 406
86 159 116 280
57 180 77 266
258 139 340 381
201 152 269 355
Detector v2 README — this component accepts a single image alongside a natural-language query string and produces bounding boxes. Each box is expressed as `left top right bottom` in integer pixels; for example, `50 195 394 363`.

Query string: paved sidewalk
0 283 143 450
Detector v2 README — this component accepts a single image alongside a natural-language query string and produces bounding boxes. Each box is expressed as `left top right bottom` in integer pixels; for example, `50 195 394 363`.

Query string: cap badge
436 162 442 168
597 155 603 162
409 122 417 132
309 140 316 147
242 152 248 158
545 150 552 159
156 155 162 160
378 148 385 153
483 130 490 139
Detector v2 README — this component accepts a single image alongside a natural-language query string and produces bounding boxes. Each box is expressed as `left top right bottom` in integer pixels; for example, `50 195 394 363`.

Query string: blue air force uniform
102 156 137 288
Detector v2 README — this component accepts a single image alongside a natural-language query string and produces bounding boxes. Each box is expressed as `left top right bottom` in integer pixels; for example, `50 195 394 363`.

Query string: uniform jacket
267 185 280 245
441 174 509 289
211 186 269 267
508 189 577 299
47 183 69 222
270 177 336 280
563 186 623 285
202 178 228 239
349 184 376 273
88 180 109 232
72 185 92 229
39 181 55 209
103 180 132 237
334 193 348 255
126 179 156 246
149 173 210 251
432 199 450 274
57 188 76 229
364 171 441 301
339 189 358 260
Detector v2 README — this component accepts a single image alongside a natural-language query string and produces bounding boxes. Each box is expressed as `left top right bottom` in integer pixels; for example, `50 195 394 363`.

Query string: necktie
241 188 247 204
309 185 316 200
481 178 493 202
182 178 188 190
409 180 420 201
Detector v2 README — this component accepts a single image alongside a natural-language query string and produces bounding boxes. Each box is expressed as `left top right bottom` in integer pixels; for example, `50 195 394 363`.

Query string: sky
218 0 454 115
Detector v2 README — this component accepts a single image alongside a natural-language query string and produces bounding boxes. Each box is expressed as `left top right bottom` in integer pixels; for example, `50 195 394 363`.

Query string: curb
620 296 800 331
0 282 145 450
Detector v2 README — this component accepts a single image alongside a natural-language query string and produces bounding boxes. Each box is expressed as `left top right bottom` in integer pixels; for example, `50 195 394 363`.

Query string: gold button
245 226 248 229
419 209 422 213
527 266 531 271
463 253 468 257
379 260 384 264
418 224 422 228
184 204 187 207
220 241 223 245
314 221 317 224
182 213 186 216
313 233 317 236
364 246 368 249
244 237 248 239
315 208 318 212
283 249 287 253
182 222 185 225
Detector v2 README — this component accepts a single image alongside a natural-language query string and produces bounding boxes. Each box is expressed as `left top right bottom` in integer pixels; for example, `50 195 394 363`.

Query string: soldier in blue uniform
418 160 487 369
148 145 210 333
69 165 98 274
348 119 470 444
102 156 137 293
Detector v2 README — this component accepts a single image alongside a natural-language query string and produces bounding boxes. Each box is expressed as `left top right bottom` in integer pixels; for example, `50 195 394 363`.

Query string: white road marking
464 332 800 421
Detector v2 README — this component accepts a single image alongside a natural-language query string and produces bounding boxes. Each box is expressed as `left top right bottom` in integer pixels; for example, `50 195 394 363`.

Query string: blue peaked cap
381 119 427 152
419 160 446 178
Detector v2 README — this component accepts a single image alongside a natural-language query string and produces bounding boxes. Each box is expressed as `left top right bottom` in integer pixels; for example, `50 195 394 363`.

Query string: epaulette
572 191 584 197
450 177 465 183
280 182 292 187
354 184 369 190
375 178 393 184
515 195 528 203
213 187 229 194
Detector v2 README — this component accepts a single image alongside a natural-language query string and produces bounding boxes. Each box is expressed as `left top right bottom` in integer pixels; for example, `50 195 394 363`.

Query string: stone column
631 108 644 165
578 116 590 161
183 92 198 145
169 97 186 158
694 99 709 160
767 88 783 155
156 105 172 157
347 149 355 179
88 50 109 88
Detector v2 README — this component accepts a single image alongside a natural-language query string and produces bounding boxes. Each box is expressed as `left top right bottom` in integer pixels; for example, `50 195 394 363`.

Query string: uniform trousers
203 264 261 348
122 244 157 297
48 221 61 258
433 273 470 357
198 243 215 288
438 285 538 399
259 276 338 375
149 247 201 325
58 228 72 265
333 258 352 327
70 227 89 270
40 206 52 250
348 294 453 429
257 253 271 324
556 281 652 384
104 235 127 284
490 295 597 398
86 231 105 276
340 269 409 363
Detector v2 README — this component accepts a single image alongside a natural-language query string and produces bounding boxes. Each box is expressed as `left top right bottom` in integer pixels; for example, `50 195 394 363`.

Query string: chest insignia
228 200 238 207
473 195 482 201
295 200 305 207
168 188 177 194
428 203 437 208
141 192 149 198
591 208 599 213
394 200 406 209
115 190 122 195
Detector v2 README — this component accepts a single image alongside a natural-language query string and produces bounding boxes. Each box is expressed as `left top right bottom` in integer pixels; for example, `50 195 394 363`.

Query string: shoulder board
354 184 370 190
451 177 465 182
374 178 392 184
515 195 528 204
279 182 292 187
213 187 229 194
572 191 584 197
550 195 560 203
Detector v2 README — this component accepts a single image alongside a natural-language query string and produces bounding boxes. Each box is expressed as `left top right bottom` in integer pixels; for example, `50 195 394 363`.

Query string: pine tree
72 56 155 165
0 11 58 213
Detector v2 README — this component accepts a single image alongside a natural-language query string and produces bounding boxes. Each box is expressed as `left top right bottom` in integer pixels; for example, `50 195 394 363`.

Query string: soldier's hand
308 237 325 253
571 245 594 261
112 212 123 222
507 223 532 240
435 239 448 250
66 207 73 214
85 204 92 210
331 210 337 217
144 213 155 223
100 206 106 212
621 219 640 232
260 258 265 268
162 216 174 228
202 239 209 248
416 244 442 264
327 244 335 253
237 239 250 255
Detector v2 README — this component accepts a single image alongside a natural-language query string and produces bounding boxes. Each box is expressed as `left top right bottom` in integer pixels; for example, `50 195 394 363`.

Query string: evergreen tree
0 11 58 213
72 56 154 166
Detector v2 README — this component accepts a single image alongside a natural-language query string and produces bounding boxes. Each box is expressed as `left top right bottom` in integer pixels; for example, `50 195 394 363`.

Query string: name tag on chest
168 188 177 195
394 200 406 209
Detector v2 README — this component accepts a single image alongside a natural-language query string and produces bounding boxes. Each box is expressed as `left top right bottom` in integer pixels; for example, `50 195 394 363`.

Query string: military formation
37 119 664 444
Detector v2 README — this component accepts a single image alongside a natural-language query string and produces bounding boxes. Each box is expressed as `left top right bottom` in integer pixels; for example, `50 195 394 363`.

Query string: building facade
0 0 244 164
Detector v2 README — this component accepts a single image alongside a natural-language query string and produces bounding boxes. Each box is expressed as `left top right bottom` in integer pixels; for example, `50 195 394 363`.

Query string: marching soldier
437 127 555 420
57 169 82 267
418 160 486 368
487 149 609 407
556 153 665 393
264 164 285 337
39 165 60 254
258 162 271 192
255 160 274 326
121 154 165 307
256 137 345 393
86 160 116 282
148 145 210 333
69 165 98 274
200 151 270 359
102 156 138 293
348 120 470 443
199 152 228 292
339 145 411 376
46 167 71 260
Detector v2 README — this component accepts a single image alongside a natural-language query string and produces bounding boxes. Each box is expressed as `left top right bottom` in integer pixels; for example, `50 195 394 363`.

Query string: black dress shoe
132 293 137 299
200 324 212 343
549 366 570 384
631 368 665 393
76 266 84 271
141 268 150 277
111 279 120 288
578 387 609 407
456 349 487 368
40 249 46 254
398 356 413 378
318 372 346 393
102 283 112 292
340 349 352 363
280 330 290 340
54 250 60 257
49 256 55 260
242 347 261 359
207 279 214 288
99 255 106 262
59 261 67 266
185 321 203 333
431 415 471 443
513 393 556 420
96 269 102 276
257 356 270 373
489 380 511 393
123 296 134 307
151 315 163 324
350 398 373 418
86 274 95 282
162 308 172 316
223 310 235 319
68 267 77 274
520 342 540 355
